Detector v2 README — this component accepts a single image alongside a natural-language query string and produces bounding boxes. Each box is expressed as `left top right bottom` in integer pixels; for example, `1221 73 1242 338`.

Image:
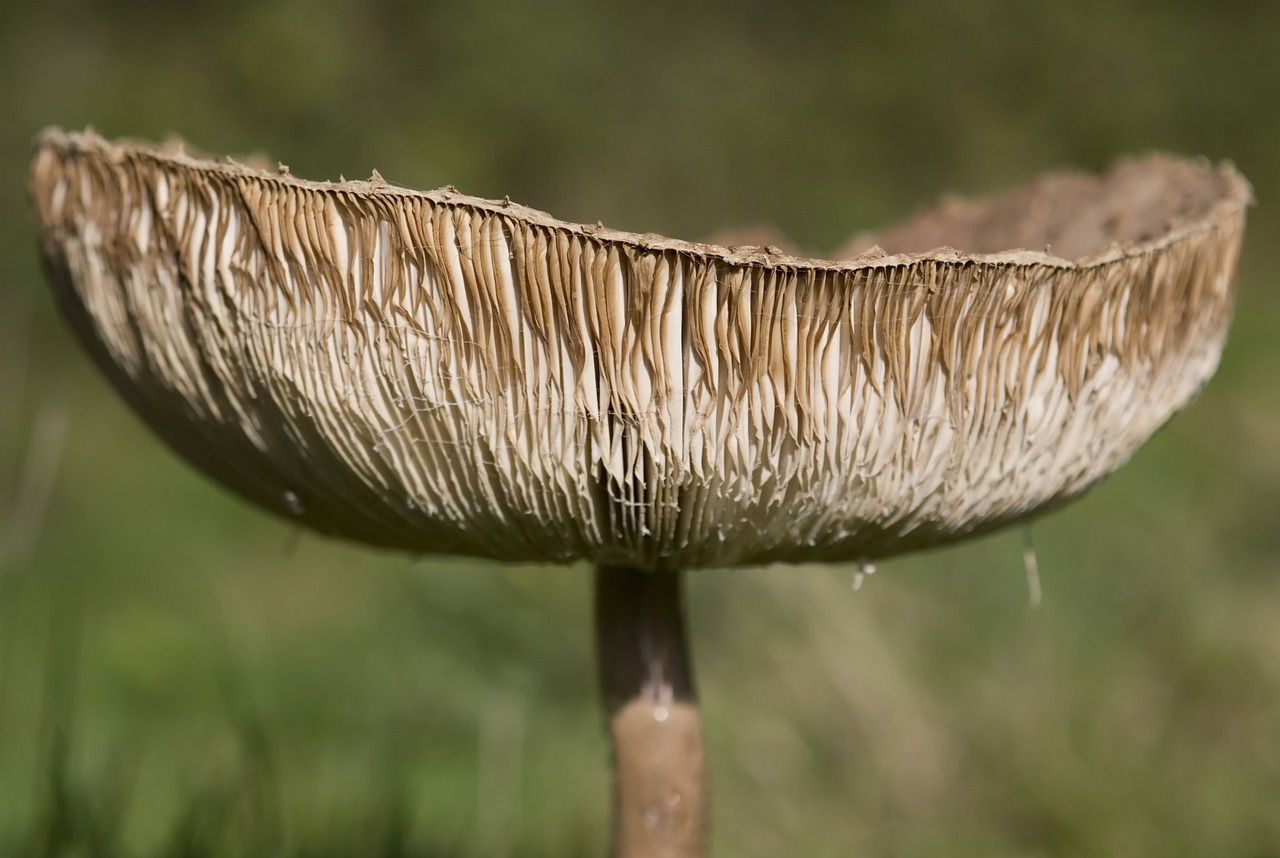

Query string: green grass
4 1 1280 854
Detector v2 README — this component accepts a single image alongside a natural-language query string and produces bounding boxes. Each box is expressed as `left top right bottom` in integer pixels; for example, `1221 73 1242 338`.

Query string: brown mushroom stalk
595 565 705 857
30 128 1250 858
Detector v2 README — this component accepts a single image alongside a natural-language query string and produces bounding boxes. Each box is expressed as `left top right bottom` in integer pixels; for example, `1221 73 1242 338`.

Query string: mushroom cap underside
31 129 1249 570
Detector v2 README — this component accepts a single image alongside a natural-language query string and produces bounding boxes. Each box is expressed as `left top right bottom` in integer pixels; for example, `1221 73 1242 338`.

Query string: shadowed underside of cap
30 129 1249 570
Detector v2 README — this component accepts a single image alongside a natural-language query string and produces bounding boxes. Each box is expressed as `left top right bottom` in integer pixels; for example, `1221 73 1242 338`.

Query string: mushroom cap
31 129 1249 570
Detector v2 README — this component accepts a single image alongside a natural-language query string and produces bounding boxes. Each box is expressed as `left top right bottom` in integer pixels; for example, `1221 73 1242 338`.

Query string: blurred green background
2 1 1278 855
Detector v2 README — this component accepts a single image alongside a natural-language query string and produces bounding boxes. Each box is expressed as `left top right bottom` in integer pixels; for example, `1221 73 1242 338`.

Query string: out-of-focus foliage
2 1 1278 855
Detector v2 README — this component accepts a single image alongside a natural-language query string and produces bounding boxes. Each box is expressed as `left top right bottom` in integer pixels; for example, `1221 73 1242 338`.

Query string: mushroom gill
30 129 1250 571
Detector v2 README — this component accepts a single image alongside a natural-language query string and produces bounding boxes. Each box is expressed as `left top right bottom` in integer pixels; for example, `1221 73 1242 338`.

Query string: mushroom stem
595 565 707 858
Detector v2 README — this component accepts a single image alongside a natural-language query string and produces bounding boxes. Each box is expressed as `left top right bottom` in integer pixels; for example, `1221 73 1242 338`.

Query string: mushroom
30 128 1249 858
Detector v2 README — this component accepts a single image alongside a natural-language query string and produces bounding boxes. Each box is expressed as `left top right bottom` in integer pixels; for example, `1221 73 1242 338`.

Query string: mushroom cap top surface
31 128 1250 570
